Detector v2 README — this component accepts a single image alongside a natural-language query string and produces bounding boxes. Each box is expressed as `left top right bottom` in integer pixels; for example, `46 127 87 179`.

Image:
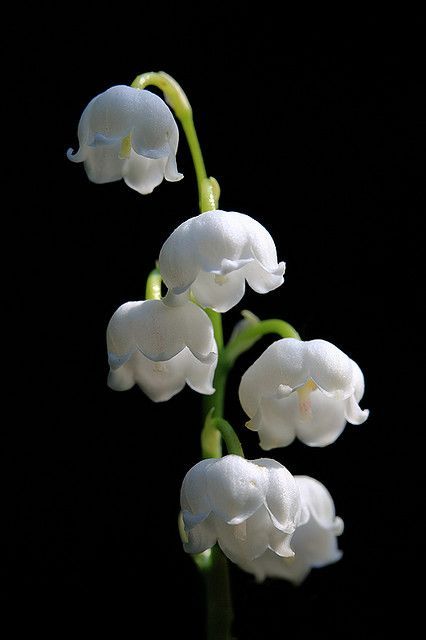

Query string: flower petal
293 476 344 566
214 508 272 563
67 145 88 163
67 94 98 162
243 259 285 294
239 339 307 418
87 86 144 142
83 143 125 184
132 299 215 363
306 340 354 398
129 351 187 402
123 153 167 194
106 301 141 360
351 359 366 402
129 90 180 158
254 391 348 449
214 520 250 565
344 394 369 425
236 477 344 585
253 458 301 533
242 507 274 559
296 392 348 447
181 458 215 519
159 218 199 295
184 350 216 395
296 476 337 527
238 549 309 585
267 528 295 558
206 456 269 525
255 398 297 450
184 515 217 554
164 146 184 182
191 269 247 313
107 365 135 392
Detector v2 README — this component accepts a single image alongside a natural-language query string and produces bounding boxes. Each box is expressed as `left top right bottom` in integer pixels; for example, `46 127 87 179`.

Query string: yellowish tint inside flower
296 378 318 419
119 134 132 159
214 274 228 285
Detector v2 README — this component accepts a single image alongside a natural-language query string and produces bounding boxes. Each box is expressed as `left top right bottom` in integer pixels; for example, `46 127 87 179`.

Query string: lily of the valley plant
68 71 369 640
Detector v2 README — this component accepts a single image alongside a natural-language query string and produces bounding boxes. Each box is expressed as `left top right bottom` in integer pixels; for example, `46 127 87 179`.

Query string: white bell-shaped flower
238 475 343 584
239 338 369 449
181 455 305 564
106 296 217 401
67 85 183 194
159 210 285 312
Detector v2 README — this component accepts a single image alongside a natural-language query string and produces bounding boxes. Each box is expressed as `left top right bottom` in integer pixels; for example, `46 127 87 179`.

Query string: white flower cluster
181 455 343 584
69 84 369 585
106 206 285 402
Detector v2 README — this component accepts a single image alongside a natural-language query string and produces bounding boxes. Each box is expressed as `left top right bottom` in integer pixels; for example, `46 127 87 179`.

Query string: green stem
145 268 162 300
202 306 228 458
225 318 301 366
202 307 226 457
204 307 224 352
203 546 233 640
131 71 217 212
202 360 228 458
202 415 244 458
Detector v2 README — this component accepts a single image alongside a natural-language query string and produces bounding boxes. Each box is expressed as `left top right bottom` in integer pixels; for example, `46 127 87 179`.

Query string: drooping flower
106 295 216 401
180 455 305 564
238 475 344 584
239 338 369 449
159 210 285 312
67 85 182 194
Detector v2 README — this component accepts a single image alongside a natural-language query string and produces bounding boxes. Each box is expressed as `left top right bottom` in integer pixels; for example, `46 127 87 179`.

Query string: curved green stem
202 413 244 458
225 318 301 366
131 71 218 212
204 546 233 640
145 268 162 300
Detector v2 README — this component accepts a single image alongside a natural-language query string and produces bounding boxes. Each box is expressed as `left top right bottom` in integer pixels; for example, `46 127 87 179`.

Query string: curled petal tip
67 146 86 162
276 261 286 276
166 171 184 182
345 395 370 425
189 350 218 365
333 516 344 536
245 419 258 432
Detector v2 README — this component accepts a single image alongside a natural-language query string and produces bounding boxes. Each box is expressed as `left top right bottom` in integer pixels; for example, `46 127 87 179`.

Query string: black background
9 11 422 638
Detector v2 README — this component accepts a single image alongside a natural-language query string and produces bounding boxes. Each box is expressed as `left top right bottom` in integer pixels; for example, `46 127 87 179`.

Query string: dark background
9 12 422 638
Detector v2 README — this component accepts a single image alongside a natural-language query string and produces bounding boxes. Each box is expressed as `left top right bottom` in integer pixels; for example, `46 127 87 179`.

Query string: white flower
238 475 343 584
67 85 183 194
159 210 285 312
106 295 217 401
239 338 369 449
180 455 304 564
